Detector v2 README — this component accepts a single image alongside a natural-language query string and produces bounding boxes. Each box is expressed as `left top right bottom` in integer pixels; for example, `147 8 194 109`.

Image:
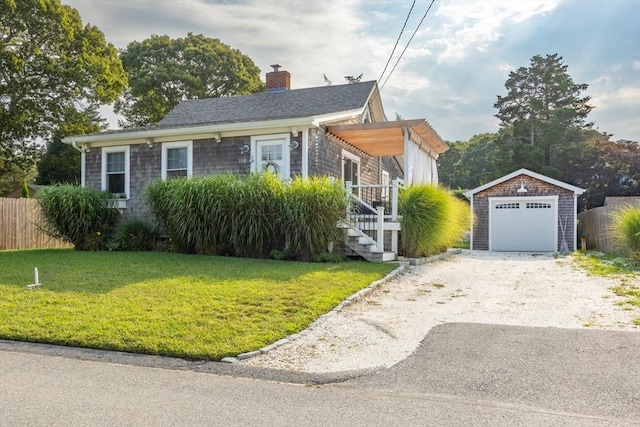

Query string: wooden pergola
326 119 448 157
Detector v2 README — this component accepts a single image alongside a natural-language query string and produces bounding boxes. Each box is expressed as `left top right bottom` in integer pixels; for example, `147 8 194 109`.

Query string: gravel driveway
241 251 639 373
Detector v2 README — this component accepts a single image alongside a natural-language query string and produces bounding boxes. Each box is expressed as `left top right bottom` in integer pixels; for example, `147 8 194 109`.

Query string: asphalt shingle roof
158 80 376 127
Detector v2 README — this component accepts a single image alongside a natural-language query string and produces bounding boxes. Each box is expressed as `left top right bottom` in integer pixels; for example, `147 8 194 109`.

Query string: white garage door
490 197 557 252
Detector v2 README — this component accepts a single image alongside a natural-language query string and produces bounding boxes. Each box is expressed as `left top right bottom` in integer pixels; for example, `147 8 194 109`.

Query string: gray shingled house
63 66 448 261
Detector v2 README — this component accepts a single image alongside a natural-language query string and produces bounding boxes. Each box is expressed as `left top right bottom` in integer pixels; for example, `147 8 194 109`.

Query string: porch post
345 181 352 222
302 128 309 178
80 151 86 187
391 179 399 221
391 179 399 255
376 206 385 252
403 126 411 186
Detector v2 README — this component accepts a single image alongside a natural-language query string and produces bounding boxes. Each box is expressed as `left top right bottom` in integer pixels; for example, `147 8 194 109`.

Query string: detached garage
464 169 585 252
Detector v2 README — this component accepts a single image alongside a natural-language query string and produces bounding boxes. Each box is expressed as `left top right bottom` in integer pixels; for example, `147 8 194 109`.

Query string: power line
377 0 416 84
380 0 436 92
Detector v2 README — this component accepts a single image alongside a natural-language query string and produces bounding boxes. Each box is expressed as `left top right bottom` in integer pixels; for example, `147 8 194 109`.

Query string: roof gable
158 80 377 127
464 168 585 198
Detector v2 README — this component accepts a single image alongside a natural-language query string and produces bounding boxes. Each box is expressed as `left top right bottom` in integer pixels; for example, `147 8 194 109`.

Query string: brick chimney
266 64 290 93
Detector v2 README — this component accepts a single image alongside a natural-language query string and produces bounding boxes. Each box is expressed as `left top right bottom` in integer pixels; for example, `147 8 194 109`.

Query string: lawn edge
228 248 464 363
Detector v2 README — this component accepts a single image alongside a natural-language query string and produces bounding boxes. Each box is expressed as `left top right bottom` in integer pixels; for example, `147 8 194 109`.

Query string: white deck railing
345 179 402 253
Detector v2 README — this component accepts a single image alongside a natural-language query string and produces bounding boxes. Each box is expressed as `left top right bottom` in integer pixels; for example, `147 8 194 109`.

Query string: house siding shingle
193 137 251 176
471 174 576 251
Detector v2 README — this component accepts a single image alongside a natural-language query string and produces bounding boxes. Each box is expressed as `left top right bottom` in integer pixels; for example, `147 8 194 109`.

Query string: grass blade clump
230 173 284 257
282 176 347 261
610 205 640 263
399 184 470 257
37 184 119 250
145 173 346 261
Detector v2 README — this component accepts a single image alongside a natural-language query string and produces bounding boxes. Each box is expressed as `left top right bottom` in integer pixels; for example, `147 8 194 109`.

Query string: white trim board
465 168 585 198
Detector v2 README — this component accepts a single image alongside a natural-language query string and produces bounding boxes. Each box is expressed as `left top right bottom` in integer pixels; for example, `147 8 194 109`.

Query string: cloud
587 70 640 140
65 0 374 89
60 0 638 142
427 0 560 63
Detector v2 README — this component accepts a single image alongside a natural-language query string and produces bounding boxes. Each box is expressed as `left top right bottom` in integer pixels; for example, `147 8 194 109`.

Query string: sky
62 0 640 143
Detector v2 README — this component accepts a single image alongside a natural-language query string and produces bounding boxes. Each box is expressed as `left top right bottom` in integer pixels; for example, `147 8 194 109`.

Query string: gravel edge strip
225 248 463 363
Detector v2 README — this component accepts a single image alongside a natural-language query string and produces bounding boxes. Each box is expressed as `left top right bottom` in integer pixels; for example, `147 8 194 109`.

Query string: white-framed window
251 134 290 178
162 141 193 180
342 150 360 197
101 146 130 198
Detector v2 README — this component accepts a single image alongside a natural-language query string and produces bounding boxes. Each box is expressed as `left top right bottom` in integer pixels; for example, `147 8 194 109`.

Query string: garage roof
464 168 585 198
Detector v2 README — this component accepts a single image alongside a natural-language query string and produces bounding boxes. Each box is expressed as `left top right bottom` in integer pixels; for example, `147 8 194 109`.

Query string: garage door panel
490 199 556 252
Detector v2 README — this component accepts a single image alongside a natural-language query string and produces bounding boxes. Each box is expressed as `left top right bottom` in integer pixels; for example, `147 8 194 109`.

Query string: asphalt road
1 324 639 426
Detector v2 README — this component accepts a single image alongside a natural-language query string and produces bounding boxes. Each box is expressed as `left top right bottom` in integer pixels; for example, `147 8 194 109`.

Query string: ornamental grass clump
145 173 346 261
281 176 347 261
610 205 640 263
37 184 120 250
146 174 242 255
399 184 470 257
228 173 284 257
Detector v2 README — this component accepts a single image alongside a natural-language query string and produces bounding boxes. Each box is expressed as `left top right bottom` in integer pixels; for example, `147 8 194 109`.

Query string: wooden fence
578 201 640 254
0 198 72 250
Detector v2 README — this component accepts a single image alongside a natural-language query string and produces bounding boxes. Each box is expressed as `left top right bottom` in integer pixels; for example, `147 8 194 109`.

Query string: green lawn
0 249 395 360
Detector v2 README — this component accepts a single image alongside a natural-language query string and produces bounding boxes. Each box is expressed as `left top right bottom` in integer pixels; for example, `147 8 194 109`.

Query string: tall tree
0 0 126 180
438 133 502 190
494 54 593 176
115 33 264 127
564 131 640 209
36 104 106 185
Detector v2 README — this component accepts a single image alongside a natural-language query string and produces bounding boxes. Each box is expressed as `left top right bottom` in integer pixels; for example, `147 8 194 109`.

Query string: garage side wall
471 175 576 251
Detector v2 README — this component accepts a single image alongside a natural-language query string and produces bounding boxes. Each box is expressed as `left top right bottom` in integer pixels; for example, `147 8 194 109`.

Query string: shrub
110 217 158 251
281 176 347 261
399 184 471 257
610 205 640 263
145 174 346 261
21 180 30 198
314 251 346 263
37 184 120 250
230 173 284 257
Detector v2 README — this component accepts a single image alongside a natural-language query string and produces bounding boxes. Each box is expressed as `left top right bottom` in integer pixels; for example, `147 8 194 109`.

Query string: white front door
251 134 290 178
489 196 558 252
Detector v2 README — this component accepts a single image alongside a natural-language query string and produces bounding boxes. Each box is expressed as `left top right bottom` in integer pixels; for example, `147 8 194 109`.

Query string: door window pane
261 144 282 162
